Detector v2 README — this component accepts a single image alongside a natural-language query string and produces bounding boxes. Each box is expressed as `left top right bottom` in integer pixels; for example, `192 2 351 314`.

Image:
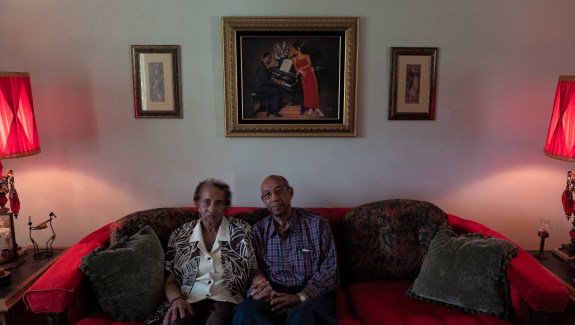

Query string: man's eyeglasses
261 186 291 200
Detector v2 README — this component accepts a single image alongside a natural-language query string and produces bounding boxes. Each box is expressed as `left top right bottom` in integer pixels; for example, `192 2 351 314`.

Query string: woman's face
288 45 299 57
196 184 226 224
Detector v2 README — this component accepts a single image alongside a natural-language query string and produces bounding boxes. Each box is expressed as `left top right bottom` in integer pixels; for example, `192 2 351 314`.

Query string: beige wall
1 0 574 249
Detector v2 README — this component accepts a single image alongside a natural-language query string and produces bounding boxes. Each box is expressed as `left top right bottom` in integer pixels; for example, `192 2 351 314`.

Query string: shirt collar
268 209 299 238
189 217 231 243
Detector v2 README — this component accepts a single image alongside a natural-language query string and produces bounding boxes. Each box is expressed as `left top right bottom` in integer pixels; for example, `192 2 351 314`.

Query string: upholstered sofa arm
506 251 569 311
448 214 569 317
24 243 99 312
24 224 110 324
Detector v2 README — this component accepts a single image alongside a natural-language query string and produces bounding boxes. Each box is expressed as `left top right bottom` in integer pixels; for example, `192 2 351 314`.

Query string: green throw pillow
80 225 165 322
407 225 518 319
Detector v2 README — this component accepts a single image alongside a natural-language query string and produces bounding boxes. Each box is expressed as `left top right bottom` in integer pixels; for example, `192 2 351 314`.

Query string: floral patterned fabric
164 217 257 303
342 199 447 282
109 208 199 250
230 208 270 225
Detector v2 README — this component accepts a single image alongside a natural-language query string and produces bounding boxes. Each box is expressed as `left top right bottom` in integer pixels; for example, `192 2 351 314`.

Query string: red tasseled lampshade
0 72 41 161
0 72 41 214
544 76 575 161
544 76 575 260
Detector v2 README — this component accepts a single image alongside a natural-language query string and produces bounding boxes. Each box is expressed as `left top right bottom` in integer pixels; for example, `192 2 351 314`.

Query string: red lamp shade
0 72 41 215
544 76 575 161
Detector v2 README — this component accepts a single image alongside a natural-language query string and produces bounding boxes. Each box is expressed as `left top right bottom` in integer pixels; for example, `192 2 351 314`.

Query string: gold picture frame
222 17 359 137
388 47 438 120
131 45 182 118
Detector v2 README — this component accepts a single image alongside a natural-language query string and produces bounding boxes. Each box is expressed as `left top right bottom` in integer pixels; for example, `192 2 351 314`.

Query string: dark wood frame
131 45 182 118
222 17 359 137
388 47 438 120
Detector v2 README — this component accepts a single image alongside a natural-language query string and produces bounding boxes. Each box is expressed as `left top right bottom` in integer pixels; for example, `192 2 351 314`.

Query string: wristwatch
297 292 307 303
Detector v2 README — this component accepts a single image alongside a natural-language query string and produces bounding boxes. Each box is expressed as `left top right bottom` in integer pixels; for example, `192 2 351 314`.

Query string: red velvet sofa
23 202 569 325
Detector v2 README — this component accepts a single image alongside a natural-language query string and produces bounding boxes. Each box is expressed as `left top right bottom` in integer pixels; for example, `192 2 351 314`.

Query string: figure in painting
405 64 420 104
149 62 165 103
255 52 285 117
289 42 323 117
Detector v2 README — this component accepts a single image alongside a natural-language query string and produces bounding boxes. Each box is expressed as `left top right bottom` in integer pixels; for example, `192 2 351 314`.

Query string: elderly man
233 175 337 325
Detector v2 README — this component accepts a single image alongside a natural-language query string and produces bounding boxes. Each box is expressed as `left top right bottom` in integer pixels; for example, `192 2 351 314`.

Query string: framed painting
131 45 182 118
222 17 359 137
0 212 17 264
388 47 438 120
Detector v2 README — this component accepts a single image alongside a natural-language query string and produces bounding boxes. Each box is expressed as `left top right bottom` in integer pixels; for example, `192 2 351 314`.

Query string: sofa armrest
506 250 570 312
24 242 101 315
448 214 570 319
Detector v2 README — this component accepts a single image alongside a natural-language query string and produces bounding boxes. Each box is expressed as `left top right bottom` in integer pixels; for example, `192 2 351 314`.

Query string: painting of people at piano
241 36 343 120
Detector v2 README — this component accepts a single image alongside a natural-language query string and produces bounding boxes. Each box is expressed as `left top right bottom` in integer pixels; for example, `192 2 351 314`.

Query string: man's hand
163 298 193 325
272 78 285 86
270 292 300 314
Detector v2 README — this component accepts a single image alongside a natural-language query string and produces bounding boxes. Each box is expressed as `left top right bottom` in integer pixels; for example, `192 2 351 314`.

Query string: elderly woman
161 179 269 325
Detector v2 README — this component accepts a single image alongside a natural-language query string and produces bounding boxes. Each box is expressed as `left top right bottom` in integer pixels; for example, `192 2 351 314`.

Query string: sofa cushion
345 281 510 325
80 225 165 322
230 208 270 225
342 199 447 281
109 207 198 249
407 225 518 320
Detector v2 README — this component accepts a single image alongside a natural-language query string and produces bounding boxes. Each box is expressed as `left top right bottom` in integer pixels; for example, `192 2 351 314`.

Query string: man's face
261 176 293 218
263 55 273 65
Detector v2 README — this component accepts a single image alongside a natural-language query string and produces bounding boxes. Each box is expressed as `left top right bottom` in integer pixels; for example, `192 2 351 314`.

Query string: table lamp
543 75 575 261
0 72 41 266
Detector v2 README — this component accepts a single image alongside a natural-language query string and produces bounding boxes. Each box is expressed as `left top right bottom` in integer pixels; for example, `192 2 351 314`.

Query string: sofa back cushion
231 208 270 225
109 208 199 250
342 199 447 281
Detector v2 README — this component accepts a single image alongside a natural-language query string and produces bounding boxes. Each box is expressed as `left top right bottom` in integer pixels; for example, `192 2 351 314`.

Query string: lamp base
552 247 575 262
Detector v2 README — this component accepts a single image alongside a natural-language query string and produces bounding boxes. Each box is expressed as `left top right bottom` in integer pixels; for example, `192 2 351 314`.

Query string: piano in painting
270 59 299 92
270 59 300 107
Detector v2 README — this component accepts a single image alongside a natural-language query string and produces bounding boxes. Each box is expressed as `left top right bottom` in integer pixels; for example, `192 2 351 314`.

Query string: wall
1 0 574 250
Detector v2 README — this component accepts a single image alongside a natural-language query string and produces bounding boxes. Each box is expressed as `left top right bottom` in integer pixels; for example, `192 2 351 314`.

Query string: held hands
163 297 193 325
250 278 274 301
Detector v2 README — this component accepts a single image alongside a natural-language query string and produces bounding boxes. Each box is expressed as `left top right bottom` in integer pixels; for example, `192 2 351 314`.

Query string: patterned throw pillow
407 225 518 319
80 226 164 322
342 199 447 281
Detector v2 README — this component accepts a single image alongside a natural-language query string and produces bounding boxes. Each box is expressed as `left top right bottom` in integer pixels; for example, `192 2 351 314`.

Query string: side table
529 251 575 324
0 249 64 325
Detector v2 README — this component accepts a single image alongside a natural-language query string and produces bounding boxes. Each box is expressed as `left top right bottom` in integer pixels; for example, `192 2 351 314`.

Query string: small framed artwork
131 45 182 118
222 17 359 137
0 212 17 263
388 47 438 120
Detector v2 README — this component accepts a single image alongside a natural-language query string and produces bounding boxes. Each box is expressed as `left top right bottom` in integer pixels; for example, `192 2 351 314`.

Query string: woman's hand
163 298 193 325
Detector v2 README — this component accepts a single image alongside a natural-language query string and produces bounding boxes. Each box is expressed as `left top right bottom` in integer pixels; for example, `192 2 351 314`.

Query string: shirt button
208 280 212 284
207 257 211 260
